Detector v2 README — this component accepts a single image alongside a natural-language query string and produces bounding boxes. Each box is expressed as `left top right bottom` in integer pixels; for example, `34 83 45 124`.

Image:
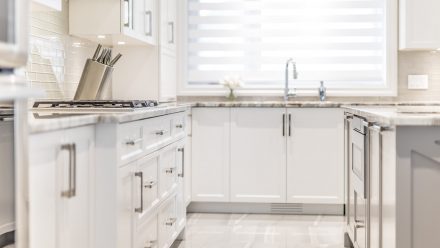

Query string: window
184 0 397 95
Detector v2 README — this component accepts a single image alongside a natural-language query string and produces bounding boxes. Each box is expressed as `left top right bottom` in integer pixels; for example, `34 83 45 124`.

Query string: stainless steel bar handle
135 172 144 213
288 114 292 136
176 124 184 129
178 147 185 178
145 10 153 36
61 144 73 198
124 0 131 27
282 114 285 136
71 143 77 197
168 22 174 44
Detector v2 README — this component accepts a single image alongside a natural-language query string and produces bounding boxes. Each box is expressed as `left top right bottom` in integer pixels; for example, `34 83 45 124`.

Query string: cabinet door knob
126 138 143 146
144 240 157 248
144 181 157 189
165 217 177 226
165 167 176 174
155 130 169 136
176 124 184 129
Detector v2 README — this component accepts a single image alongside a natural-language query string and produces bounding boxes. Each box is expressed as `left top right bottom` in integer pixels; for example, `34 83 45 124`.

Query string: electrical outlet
408 75 429 90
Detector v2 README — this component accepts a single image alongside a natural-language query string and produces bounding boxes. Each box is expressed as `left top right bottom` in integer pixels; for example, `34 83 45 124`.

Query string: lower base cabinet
192 107 344 207
29 126 95 248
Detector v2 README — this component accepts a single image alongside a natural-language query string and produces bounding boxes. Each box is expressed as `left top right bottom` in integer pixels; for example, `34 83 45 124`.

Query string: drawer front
159 146 178 199
158 198 177 248
118 121 144 164
171 112 186 139
134 153 160 219
143 117 173 154
135 216 158 248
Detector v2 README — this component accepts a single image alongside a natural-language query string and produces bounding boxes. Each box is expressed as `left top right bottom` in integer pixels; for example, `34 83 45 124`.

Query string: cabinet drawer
134 153 160 219
143 117 173 154
171 113 186 139
135 216 158 248
118 121 144 164
159 145 178 199
158 197 177 248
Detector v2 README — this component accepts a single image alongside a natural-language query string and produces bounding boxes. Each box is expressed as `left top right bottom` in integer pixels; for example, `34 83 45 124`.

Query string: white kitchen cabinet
184 111 192 206
400 0 440 50
32 0 61 11
111 0 178 101
160 0 177 53
230 108 287 203
286 108 344 204
29 126 95 248
192 108 230 202
69 0 158 46
159 52 177 101
95 111 187 248
158 197 178 248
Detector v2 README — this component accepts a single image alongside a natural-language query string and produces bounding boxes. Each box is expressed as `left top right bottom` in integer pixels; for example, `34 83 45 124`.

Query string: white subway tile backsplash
26 1 97 100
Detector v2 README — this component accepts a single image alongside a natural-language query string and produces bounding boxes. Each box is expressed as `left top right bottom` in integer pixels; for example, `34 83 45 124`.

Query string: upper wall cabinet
32 0 62 11
69 0 158 46
400 0 440 50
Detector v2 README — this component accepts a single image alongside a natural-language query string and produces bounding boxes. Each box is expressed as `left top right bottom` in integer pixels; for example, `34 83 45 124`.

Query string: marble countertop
29 103 190 133
343 105 440 126
0 83 44 101
188 100 440 108
28 100 440 133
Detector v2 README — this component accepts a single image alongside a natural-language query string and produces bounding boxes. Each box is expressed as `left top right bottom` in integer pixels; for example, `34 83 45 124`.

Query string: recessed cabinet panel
135 216 158 248
286 108 344 204
69 0 158 46
159 146 178 199
192 108 230 202
400 0 440 50
230 108 287 203
29 126 95 248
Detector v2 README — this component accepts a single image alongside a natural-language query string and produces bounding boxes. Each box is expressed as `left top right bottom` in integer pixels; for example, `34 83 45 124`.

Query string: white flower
219 75 243 90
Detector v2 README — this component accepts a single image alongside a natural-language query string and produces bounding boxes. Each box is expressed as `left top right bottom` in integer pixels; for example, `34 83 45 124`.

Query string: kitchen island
27 104 190 248
343 105 440 248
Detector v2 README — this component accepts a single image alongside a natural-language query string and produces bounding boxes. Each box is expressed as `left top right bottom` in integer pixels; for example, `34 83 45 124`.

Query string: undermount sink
397 106 440 114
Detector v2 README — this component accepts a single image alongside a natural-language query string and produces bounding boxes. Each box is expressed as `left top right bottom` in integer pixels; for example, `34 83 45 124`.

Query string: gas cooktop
32 100 159 113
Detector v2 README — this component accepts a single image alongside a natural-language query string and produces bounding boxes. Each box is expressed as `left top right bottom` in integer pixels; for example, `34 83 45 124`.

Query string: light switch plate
408 75 429 90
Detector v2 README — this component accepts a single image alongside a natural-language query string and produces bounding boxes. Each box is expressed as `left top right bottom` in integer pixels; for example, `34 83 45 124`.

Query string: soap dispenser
319 81 326 102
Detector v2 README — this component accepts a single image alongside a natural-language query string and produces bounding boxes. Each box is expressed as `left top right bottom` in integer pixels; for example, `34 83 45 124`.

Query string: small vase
227 88 236 101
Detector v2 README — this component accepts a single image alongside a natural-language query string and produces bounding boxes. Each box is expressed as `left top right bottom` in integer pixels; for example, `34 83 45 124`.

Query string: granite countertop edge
28 101 440 133
29 104 191 134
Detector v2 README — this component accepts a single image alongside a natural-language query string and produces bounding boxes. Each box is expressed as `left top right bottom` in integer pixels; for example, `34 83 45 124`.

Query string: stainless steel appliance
32 100 159 113
345 114 370 248
0 106 14 247
0 0 28 68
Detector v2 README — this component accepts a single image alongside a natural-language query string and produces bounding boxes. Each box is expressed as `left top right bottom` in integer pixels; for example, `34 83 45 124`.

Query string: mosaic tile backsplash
26 1 440 101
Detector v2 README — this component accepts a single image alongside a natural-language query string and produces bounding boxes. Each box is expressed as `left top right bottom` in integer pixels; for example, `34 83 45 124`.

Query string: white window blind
187 0 390 89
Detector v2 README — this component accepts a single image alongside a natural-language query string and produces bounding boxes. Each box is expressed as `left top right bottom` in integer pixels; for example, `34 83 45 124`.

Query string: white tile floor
175 213 346 248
